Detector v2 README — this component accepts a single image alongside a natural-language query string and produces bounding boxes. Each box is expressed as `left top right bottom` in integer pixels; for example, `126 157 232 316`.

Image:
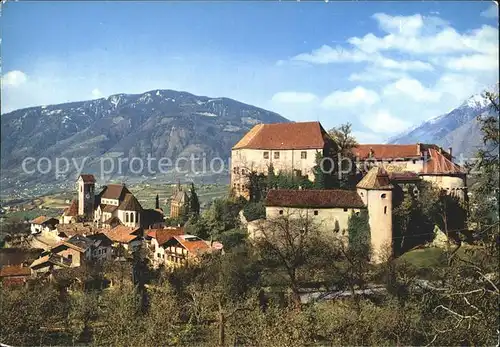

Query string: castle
234 121 467 263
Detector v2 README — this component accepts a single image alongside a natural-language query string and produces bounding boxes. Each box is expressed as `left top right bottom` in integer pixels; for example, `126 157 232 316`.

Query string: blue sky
1 1 498 142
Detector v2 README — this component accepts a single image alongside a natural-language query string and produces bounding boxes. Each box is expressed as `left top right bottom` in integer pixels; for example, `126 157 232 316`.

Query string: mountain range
1 86 497 196
388 85 498 159
0 90 287 195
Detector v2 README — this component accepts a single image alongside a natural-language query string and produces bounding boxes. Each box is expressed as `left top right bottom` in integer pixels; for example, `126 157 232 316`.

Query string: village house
30 234 113 274
30 216 59 235
146 227 185 267
60 200 78 224
161 234 223 268
231 121 336 199
103 225 143 252
0 264 32 287
353 144 467 199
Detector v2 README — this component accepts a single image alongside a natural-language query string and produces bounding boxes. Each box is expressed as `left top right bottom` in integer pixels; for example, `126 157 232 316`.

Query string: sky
1 1 498 143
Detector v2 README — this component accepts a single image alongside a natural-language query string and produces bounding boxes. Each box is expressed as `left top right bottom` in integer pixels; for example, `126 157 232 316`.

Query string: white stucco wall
265 206 362 244
231 148 322 198
365 189 393 264
421 175 467 200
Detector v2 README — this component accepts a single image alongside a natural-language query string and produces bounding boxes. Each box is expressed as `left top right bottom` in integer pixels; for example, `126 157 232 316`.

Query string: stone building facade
231 121 336 199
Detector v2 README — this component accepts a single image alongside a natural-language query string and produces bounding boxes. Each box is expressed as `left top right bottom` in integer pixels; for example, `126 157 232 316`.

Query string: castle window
384 206 387 214
126 213 129 223
360 192 364 197
314 210 318 216
301 151 307 159
241 168 245 175
279 210 283 215
274 151 280 159
131 213 134 223
343 208 348 212
263 151 269 159
381 193 387 199
412 160 416 164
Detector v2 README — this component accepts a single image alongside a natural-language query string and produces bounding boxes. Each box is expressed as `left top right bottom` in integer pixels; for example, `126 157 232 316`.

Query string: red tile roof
102 204 119 213
79 174 96 183
233 121 331 150
30 216 58 225
147 227 184 246
421 148 465 175
353 144 420 160
388 171 421 182
0 264 32 277
265 189 365 208
118 193 142 211
357 167 394 190
173 235 210 255
104 225 142 244
100 184 130 200
63 200 79 217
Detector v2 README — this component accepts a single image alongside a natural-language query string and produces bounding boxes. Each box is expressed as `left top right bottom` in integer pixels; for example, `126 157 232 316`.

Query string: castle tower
77 174 96 220
356 167 394 264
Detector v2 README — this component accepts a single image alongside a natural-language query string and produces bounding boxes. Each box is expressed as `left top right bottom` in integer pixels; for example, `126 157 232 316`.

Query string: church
61 174 164 229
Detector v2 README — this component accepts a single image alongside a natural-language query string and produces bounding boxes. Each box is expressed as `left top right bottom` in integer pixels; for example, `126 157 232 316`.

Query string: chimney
416 143 421 155
448 147 452 158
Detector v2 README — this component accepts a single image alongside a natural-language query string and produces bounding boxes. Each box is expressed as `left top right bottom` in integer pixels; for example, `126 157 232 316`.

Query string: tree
246 171 268 202
155 194 160 209
347 210 371 259
468 87 499 250
328 122 359 188
188 183 200 218
313 151 326 189
243 201 266 222
252 211 339 310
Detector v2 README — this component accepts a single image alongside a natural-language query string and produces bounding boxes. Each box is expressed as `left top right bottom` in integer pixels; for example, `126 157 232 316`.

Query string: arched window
130 213 134 223
384 206 387 214
126 213 129 223
381 193 387 199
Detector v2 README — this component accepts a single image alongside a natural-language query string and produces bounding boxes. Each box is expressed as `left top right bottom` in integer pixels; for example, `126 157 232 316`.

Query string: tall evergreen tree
188 182 200 217
313 151 326 189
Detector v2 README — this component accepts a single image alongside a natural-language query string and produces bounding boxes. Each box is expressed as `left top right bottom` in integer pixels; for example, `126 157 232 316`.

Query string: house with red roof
157 234 223 268
0 264 32 287
145 227 185 266
352 143 467 199
30 216 59 235
231 121 336 199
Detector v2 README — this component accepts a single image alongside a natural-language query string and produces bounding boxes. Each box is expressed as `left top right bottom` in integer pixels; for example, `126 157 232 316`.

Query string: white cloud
91 88 104 98
352 131 386 144
361 109 411 134
481 4 498 18
322 87 379 109
348 68 407 82
349 18 497 56
290 45 433 71
383 78 441 102
271 91 318 104
442 53 499 71
372 13 426 37
2 70 28 87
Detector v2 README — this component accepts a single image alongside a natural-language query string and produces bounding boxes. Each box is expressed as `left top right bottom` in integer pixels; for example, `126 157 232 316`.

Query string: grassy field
397 245 489 270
